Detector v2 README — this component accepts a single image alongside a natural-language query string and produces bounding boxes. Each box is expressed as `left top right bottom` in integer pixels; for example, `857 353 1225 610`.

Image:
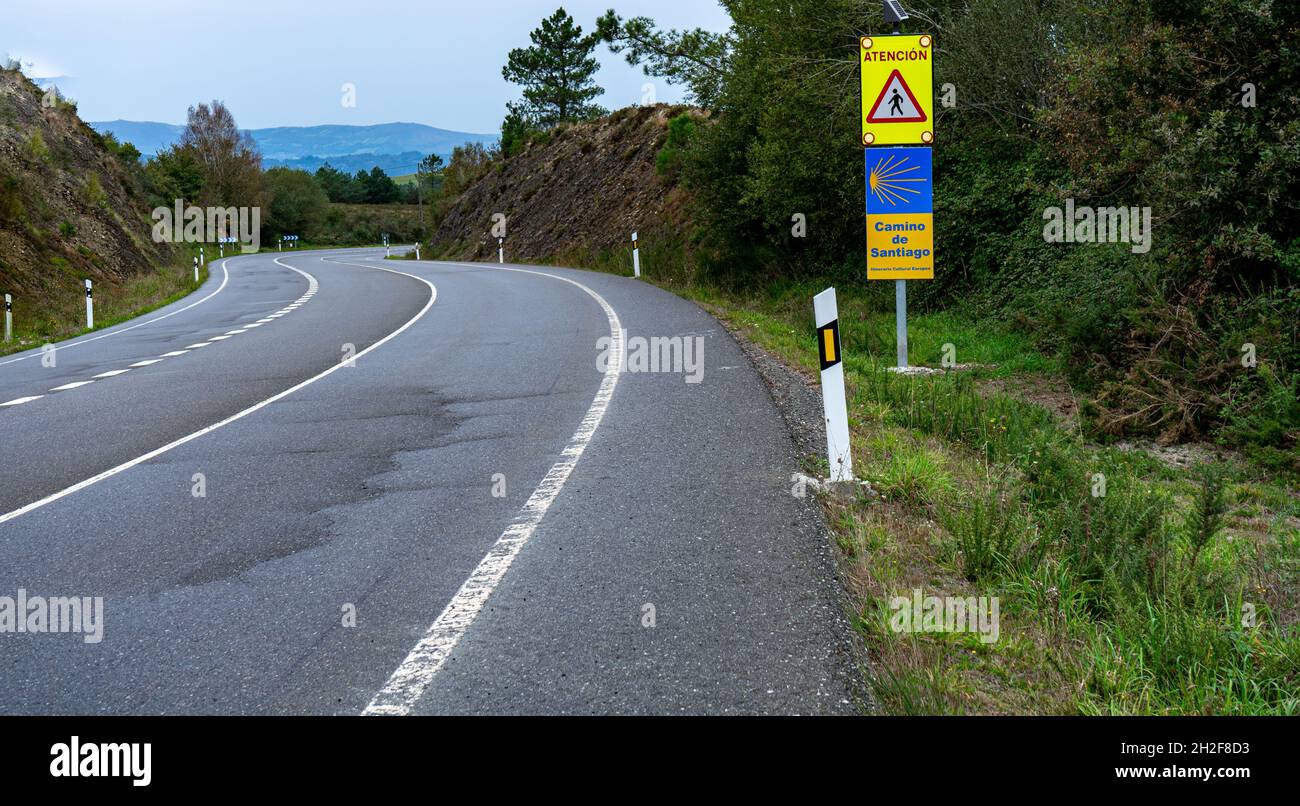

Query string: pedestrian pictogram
860 34 934 146
866 70 926 123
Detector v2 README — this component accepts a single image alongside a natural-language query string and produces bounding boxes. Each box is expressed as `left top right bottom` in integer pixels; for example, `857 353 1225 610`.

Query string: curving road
0 248 860 715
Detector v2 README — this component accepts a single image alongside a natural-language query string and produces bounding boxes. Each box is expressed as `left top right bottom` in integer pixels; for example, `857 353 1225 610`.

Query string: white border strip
0 259 232 367
0 260 435 526
362 262 623 716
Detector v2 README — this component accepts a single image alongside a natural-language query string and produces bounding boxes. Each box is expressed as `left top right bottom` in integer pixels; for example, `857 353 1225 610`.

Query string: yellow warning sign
860 34 934 146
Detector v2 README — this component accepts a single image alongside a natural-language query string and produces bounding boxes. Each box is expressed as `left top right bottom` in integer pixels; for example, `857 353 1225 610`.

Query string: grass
526 239 1300 715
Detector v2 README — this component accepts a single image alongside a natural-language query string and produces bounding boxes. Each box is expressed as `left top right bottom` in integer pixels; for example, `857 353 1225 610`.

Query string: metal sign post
861 4 934 370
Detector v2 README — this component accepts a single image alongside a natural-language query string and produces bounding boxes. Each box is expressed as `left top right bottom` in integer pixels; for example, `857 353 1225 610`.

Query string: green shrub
656 113 694 179
25 131 50 164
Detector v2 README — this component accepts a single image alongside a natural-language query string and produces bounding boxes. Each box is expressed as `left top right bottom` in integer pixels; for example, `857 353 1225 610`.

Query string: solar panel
883 0 910 24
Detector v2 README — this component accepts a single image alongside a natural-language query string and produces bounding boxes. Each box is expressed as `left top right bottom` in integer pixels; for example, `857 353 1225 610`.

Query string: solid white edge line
0 258 434 527
0 259 232 367
361 259 623 716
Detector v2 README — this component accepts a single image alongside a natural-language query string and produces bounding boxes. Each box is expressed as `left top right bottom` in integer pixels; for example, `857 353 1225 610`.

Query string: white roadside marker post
84 280 94 330
632 231 641 278
415 243 420 260
814 287 853 482
278 237 282 252
193 256 199 282
498 237 504 264
200 246 205 267
4 294 11 342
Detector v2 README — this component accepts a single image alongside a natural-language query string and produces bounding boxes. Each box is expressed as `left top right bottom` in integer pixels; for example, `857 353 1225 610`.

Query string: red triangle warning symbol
866 69 927 123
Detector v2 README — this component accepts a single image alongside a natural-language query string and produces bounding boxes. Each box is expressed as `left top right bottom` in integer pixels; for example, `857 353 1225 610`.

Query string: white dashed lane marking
2 258 320 410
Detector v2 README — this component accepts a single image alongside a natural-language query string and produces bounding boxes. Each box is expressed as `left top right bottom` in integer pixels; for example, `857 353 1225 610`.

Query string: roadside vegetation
696 282 1298 714
605 258 1299 714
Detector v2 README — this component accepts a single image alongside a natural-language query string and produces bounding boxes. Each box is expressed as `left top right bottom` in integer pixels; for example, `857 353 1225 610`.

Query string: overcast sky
5 0 732 133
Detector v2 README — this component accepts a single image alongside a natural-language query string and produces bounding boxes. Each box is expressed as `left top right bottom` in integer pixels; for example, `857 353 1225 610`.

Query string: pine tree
502 8 605 129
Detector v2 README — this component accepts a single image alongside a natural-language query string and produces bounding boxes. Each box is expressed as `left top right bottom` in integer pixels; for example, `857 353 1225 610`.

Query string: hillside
0 68 179 347
429 105 696 263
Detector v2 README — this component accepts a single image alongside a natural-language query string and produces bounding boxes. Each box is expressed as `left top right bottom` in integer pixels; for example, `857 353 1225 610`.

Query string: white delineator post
498 237 504 264
632 231 641 278
200 246 205 267
415 243 420 260
814 287 853 482
193 256 199 282
3 294 11 342
84 280 94 330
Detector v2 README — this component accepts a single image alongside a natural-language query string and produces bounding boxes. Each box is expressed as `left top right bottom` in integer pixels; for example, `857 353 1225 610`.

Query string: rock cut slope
0 68 173 327
430 104 699 263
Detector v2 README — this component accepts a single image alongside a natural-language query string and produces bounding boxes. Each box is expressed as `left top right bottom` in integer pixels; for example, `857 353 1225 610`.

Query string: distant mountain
88 120 498 169
89 120 184 155
263 151 430 177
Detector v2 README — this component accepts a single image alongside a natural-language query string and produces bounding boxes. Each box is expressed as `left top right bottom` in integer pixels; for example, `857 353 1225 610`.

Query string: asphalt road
0 248 861 715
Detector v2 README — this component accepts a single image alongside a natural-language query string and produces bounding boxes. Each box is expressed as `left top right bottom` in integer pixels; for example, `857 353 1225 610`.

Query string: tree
144 145 205 208
264 167 329 239
315 163 361 203
179 100 263 208
500 109 538 158
358 166 400 204
441 142 494 197
416 153 444 196
503 8 605 129
596 9 732 108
